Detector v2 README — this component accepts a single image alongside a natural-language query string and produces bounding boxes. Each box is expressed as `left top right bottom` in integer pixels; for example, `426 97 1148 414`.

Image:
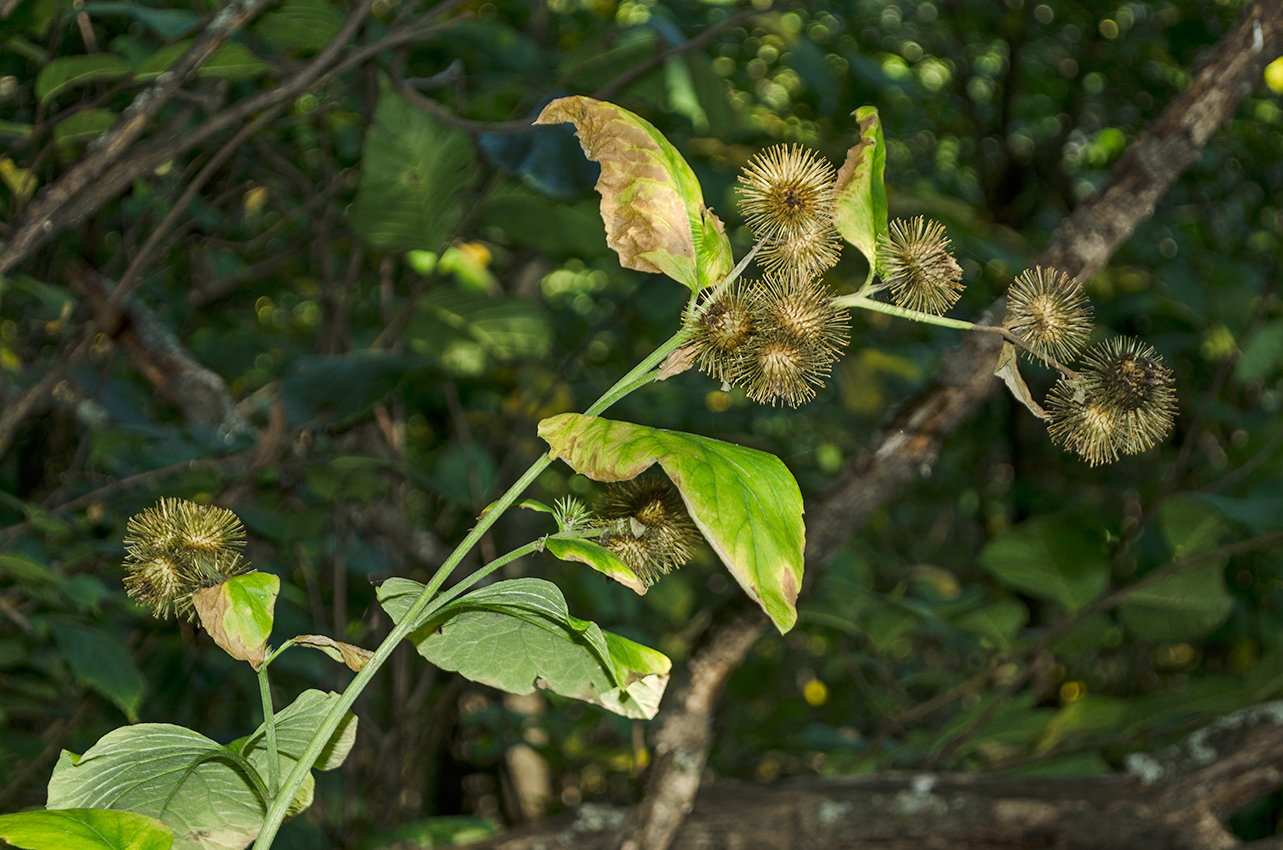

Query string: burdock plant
19 96 1179 850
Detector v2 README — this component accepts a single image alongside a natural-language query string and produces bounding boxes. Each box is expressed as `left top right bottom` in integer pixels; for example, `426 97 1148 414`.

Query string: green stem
835 292 1076 376
834 292 979 331
252 329 688 850
256 663 279 798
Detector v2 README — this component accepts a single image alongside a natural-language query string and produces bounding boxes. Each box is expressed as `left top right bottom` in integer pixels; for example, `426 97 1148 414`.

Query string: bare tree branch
470 702 1283 850
0 0 276 276
614 3 1283 848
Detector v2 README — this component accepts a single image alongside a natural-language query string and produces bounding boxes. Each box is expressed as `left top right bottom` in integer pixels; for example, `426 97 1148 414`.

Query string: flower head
1082 337 1177 454
123 498 249 619
737 275 849 407
737 144 841 279
1046 337 1177 464
877 217 965 315
597 475 698 587
1004 267 1093 363
685 282 757 384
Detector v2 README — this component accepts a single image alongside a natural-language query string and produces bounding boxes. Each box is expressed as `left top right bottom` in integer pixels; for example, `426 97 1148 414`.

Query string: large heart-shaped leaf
833 106 887 283
537 413 804 632
229 689 358 816
535 96 732 291
378 577 670 719
47 726 266 850
0 809 173 850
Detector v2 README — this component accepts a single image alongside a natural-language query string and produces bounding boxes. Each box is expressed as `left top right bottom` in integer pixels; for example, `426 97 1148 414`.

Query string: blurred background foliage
2 0 1283 846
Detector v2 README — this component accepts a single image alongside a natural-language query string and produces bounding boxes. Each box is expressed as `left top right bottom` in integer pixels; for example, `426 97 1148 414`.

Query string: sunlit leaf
192 572 279 669
833 106 887 282
1119 563 1234 642
255 0 343 52
0 809 173 850
35 54 132 103
53 109 116 147
535 95 732 291
537 413 804 632
546 537 647 595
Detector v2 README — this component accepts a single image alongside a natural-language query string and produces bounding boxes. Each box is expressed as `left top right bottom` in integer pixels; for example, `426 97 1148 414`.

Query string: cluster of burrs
554 475 699 588
878 222 1177 465
684 145 851 408
123 497 250 618
683 139 1176 462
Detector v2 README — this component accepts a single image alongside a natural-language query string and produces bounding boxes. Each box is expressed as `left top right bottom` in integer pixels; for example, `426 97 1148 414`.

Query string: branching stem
835 293 1078 378
252 328 687 849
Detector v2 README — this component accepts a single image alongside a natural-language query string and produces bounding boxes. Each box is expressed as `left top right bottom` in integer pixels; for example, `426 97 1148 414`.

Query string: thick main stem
252 329 686 849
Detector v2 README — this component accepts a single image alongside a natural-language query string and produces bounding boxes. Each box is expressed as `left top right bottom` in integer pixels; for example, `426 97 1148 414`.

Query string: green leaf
378 577 671 719
47 726 267 850
0 552 64 600
200 43 270 80
832 106 887 283
1119 562 1234 641
48 621 146 722
80 2 201 38
546 537 647 595
255 0 343 52
133 42 188 81
1236 320 1283 383
53 108 116 146
1160 493 1228 558
230 689 358 815
192 572 279 669
413 290 551 361
980 516 1109 611
537 413 805 632
351 80 478 251
0 119 36 141
953 598 1028 651
132 41 267 83
535 96 732 292
35 54 132 103
281 353 435 426
0 809 173 850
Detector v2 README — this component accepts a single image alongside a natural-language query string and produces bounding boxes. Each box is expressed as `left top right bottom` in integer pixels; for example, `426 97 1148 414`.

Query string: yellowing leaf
994 341 1049 420
535 96 732 291
1 157 38 202
193 572 280 669
546 537 647 595
291 635 373 671
833 106 887 283
537 413 804 632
